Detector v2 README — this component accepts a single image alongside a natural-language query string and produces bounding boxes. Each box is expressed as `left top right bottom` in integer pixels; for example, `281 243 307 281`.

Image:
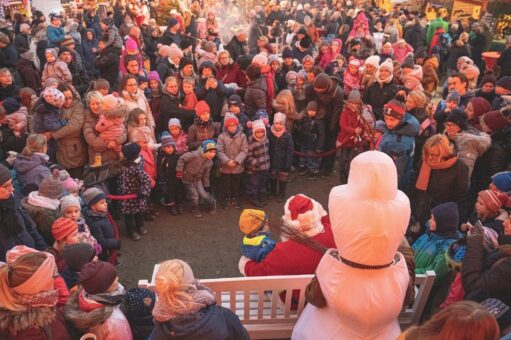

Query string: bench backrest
139 267 436 328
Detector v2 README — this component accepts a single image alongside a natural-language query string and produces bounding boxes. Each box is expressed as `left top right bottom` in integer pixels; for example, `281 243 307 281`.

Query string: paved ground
117 170 338 288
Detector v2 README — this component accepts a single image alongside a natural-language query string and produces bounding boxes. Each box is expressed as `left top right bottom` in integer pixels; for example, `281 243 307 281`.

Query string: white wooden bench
139 266 436 339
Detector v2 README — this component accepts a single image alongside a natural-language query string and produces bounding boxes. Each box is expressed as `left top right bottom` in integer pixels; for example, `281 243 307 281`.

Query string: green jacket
427 17 449 44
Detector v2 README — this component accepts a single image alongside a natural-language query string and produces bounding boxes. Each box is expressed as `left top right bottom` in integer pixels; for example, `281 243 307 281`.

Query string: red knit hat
195 100 210 117
51 217 77 241
384 99 406 121
478 190 508 214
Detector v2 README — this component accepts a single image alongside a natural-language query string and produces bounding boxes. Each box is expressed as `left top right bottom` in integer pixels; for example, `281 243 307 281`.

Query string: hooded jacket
150 304 249 340
450 128 491 179
14 153 51 190
379 113 420 190
0 306 70 339
217 129 248 174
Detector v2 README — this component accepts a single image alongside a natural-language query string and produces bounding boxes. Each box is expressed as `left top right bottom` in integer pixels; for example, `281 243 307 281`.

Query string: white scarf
27 191 60 210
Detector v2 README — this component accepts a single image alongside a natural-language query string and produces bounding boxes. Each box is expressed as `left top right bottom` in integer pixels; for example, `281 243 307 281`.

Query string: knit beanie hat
168 118 182 129
273 112 286 125
179 57 193 70
58 46 72 56
348 58 361 68
239 209 267 235
479 190 508 214
158 44 172 58
51 217 77 241
123 288 156 318
59 170 80 194
45 48 58 59
365 55 380 69
348 89 361 102
202 139 217 153
2 97 20 114
252 53 268 66
168 44 184 59
299 36 312 49
83 187 107 208
491 171 511 193
224 113 239 127
470 97 491 119
148 71 161 83
199 60 216 75
374 120 386 133
125 39 138 53
79 261 117 294
268 55 280 66
42 87 65 108
167 18 179 29
446 108 468 131
297 69 308 81
228 94 242 109
379 58 394 73
102 95 126 118
282 48 293 59
250 119 266 139
122 142 141 161
62 243 96 272
60 195 80 213
195 100 210 116
480 71 497 86
431 202 459 237
481 109 509 133
0 163 11 186
313 73 331 91
446 90 461 104
384 99 406 121
497 76 511 92
306 101 318 112
180 40 192 50
160 131 176 148
39 173 65 199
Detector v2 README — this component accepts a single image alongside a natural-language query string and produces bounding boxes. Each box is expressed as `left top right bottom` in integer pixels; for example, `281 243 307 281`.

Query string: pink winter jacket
392 42 414 64
95 114 126 142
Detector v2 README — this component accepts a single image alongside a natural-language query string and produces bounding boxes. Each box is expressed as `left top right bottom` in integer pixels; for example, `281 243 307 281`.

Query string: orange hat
51 217 77 241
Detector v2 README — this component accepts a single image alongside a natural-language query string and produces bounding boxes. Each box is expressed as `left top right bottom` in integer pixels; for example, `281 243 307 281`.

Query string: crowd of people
0 0 511 338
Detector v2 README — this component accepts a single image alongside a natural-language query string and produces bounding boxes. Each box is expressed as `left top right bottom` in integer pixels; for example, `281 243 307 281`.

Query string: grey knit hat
38 174 64 199
0 164 11 186
60 195 81 213
83 187 107 208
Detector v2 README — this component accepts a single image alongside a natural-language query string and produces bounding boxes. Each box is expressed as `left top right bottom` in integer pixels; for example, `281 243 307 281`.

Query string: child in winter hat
245 119 270 207
95 95 128 157
61 243 96 289
42 48 72 84
239 209 276 262
269 112 293 198
168 118 188 155
51 217 79 251
188 100 220 150
156 131 182 215
490 171 511 194
122 288 156 340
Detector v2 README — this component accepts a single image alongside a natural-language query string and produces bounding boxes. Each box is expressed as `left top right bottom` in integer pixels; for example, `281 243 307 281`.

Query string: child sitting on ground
239 209 276 262
177 139 217 218
82 187 121 262
156 132 184 215
95 94 127 157
168 118 189 155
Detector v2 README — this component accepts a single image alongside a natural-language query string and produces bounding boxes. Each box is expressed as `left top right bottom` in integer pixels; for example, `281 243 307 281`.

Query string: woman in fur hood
0 249 71 339
64 261 133 339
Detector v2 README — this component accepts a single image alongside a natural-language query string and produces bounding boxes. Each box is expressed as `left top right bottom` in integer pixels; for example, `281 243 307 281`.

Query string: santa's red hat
282 194 327 237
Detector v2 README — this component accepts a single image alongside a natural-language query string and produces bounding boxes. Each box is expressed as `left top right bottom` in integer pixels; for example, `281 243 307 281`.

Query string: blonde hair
155 260 195 312
86 90 103 104
407 90 428 109
22 134 47 156
0 252 47 312
402 301 499 340
423 134 455 160
274 89 296 116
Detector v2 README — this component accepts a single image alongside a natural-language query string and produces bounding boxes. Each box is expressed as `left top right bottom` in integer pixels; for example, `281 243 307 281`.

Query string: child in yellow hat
239 209 276 262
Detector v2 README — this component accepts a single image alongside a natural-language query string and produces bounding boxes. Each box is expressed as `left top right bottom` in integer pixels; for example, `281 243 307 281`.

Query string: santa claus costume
292 151 410 340
239 194 335 277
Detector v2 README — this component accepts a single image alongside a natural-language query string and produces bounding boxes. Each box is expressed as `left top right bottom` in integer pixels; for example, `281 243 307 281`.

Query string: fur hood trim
0 307 56 335
63 291 113 331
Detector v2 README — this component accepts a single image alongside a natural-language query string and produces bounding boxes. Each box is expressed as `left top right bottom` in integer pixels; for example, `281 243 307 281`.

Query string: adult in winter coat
244 64 267 119
83 91 127 166
363 58 398 119
15 51 42 93
82 29 98 78
215 50 245 88
151 259 249 339
292 151 411 340
159 77 195 134
195 61 235 122
0 165 46 262
462 220 511 307
446 36 471 75
95 37 121 89
120 75 155 130
414 134 469 224
305 73 344 176
14 24 31 54
0 250 71 339
51 83 87 177
239 194 335 277
225 29 247 63
404 18 427 51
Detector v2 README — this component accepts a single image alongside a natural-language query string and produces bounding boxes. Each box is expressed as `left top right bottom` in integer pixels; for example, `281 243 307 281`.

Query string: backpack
439 33 452 57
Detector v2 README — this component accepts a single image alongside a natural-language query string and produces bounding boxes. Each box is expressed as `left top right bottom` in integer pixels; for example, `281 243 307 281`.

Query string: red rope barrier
107 194 137 200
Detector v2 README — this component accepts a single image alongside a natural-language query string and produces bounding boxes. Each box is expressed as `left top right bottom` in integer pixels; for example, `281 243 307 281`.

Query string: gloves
176 171 183 179
238 256 251 276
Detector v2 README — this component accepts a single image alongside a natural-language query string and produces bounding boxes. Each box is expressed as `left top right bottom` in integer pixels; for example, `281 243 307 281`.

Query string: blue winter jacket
46 25 66 47
379 113 420 190
241 232 276 262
